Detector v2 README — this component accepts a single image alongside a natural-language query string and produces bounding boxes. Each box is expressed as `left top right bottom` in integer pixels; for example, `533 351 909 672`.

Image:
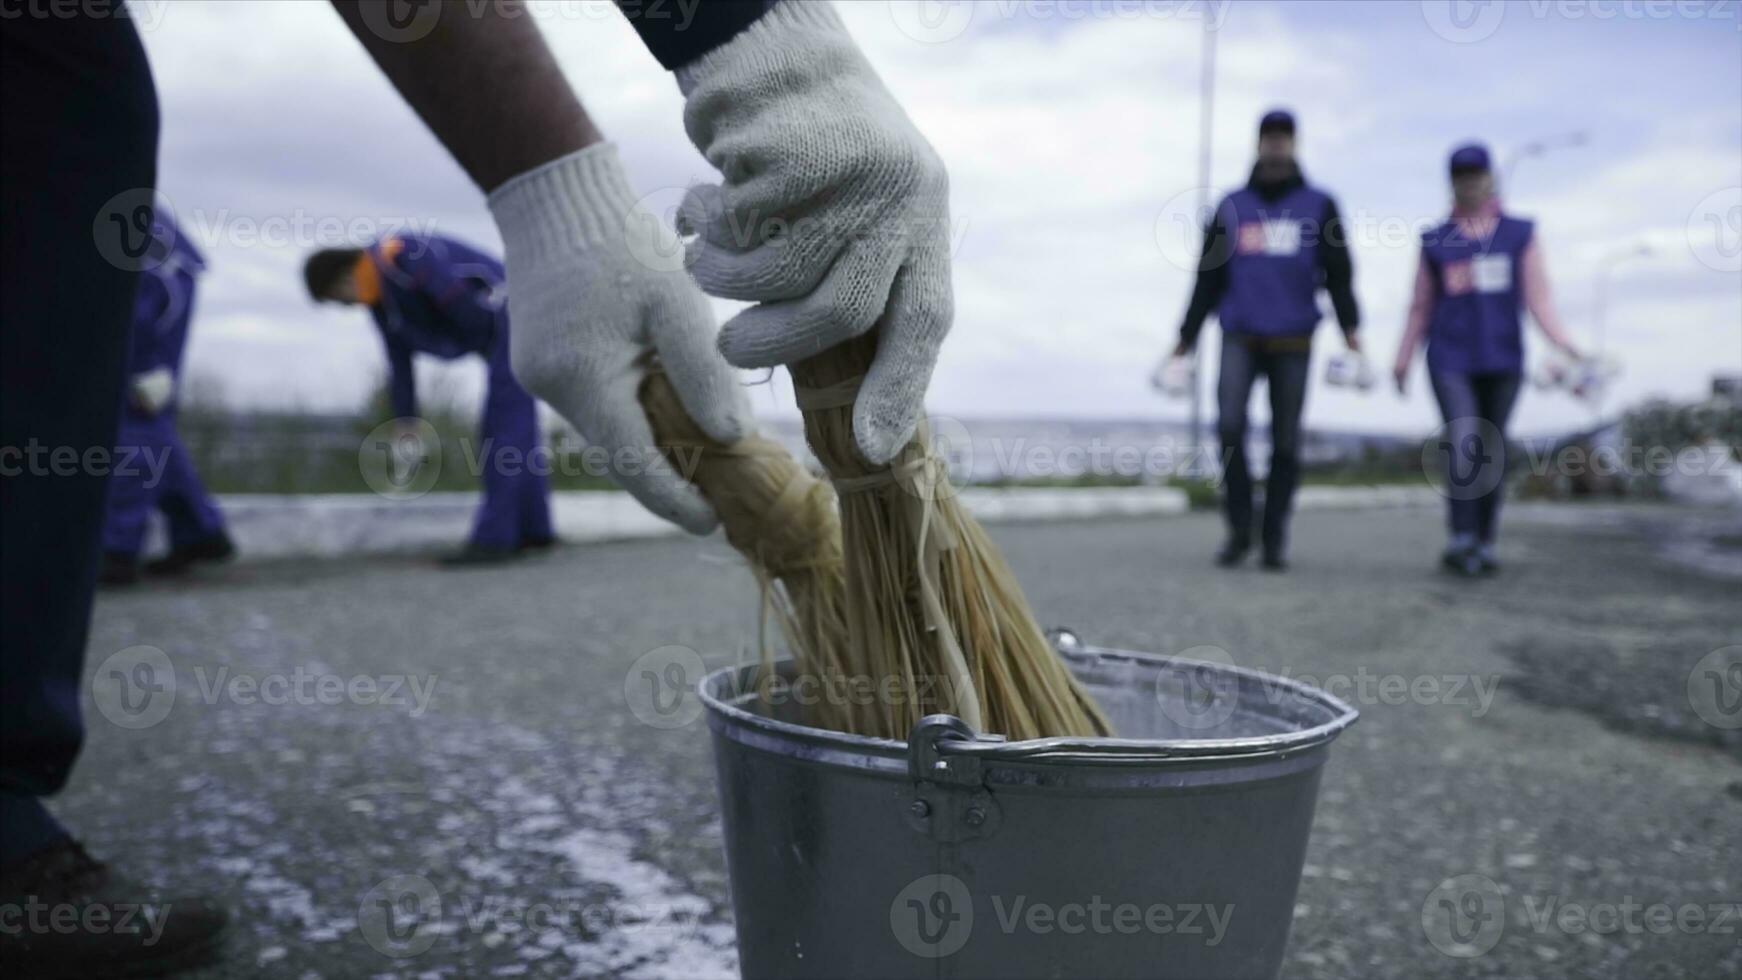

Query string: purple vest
1215 184 1329 338
1422 215 1533 375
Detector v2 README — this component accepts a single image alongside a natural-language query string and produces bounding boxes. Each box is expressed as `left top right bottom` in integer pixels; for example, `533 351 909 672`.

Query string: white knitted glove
489 143 750 535
676 0 953 465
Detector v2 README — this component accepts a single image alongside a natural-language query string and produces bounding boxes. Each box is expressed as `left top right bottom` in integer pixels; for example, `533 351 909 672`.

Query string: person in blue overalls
1173 109 1362 571
1392 143 1583 577
99 214 235 587
303 234 554 566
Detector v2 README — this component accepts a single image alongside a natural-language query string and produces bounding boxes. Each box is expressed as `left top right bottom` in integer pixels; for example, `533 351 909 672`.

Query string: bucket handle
906 713 1003 786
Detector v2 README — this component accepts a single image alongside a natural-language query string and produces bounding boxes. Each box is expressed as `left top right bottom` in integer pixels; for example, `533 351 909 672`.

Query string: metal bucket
699 630 1358 980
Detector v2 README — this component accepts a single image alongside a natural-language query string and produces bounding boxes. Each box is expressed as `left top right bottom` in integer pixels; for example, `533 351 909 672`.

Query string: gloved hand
489 142 750 534
676 0 953 465
129 367 175 415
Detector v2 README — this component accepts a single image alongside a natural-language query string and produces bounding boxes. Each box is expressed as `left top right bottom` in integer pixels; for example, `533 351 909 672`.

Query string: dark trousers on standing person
1428 371 1522 551
1217 336 1312 562
468 328 554 552
0 11 159 866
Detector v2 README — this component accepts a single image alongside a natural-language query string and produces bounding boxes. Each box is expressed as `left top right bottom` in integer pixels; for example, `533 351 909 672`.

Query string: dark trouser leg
1260 348 1312 559
1216 338 1258 548
1428 370 1485 542
1472 373 1522 545
468 337 548 550
0 13 159 865
156 424 228 552
101 412 162 559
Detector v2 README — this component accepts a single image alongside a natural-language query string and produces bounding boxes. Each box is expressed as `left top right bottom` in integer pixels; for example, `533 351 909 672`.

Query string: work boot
1440 546 1482 578
438 543 521 568
145 532 236 576
0 838 228 979
1214 539 1249 568
98 553 140 587
1475 543 1501 575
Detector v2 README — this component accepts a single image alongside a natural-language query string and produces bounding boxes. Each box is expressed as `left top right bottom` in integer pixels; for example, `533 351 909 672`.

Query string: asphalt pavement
64 502 1742 979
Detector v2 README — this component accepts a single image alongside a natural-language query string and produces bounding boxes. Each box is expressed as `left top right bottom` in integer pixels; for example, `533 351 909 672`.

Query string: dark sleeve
1178 207 1232 349
615 0 777 71
383 334 417 420
1319 196 1360 333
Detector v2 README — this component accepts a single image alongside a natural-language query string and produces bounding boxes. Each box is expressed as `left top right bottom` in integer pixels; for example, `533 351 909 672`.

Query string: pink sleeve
1395 254 1436 368
1521 238 1576 353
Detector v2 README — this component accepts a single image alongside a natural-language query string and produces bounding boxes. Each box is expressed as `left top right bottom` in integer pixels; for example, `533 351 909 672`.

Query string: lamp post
1186 12 1217 480
1501 130 1588 195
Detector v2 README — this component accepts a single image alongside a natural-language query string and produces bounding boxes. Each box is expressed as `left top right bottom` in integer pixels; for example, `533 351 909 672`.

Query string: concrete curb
163 485 1442 561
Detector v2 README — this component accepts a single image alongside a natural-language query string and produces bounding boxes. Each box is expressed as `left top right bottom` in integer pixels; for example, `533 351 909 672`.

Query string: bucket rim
697 640 1360 768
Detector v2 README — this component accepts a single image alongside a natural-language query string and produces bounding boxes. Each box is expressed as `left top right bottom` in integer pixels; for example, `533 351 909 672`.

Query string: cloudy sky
138 0 1740 437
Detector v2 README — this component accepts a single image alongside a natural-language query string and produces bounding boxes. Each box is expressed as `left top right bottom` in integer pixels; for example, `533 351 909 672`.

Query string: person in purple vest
99 213 236 587
1392 143 1582 577
304 233 555 566
1173 109 1361 570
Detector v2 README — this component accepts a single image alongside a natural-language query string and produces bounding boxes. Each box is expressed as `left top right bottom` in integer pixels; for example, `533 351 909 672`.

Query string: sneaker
1440 547 1482 578
144 532 236 577
0 838 228 978
1476 545 1500 575
1260 552 1288 572
1215 540 1250 568
519 535 559 552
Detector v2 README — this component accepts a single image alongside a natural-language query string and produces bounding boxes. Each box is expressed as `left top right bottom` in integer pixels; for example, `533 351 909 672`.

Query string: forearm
1178 223 1229 349
1395 258 1434 367
330 1 602 191
1319 201 1359 334
1521 240 1577 353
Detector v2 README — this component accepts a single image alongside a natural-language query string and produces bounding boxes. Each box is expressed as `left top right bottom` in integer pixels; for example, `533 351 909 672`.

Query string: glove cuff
488 142 638 271
675 0 848 96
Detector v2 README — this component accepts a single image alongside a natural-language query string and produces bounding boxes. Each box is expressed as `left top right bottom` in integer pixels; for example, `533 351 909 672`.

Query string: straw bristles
790 335 1112 741
641 340 1110 742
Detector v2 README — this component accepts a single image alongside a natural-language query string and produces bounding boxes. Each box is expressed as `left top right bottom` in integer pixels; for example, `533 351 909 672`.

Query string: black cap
1449 142 1492 175
1259 109 1296 137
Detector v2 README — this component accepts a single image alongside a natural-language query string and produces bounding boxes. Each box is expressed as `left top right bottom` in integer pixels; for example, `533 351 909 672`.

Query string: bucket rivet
964 807 986 827
909 800 931 819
